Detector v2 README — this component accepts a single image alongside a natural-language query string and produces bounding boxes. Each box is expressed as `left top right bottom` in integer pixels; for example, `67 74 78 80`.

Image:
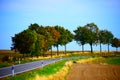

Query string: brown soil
66 64 120 80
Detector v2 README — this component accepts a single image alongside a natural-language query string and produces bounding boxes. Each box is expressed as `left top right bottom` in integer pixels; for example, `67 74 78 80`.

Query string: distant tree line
11 23 120 57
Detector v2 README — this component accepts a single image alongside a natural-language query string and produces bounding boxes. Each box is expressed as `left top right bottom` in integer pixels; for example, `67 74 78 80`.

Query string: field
67 64 120 80
3 56 120 80
66 56 120 80
0 50 120 80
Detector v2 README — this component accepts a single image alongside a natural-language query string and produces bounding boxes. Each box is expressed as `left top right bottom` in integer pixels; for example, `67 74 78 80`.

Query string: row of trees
11 23 73 57
11 23 120 57
74 23 120 53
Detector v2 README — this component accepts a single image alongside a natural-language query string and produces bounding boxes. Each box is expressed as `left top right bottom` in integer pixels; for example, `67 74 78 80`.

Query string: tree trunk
42 50 45 57
51 47 52 58
116 47 118 52
108 44 109 53
90 43 93 53
82 45 84 53
65 45 66 55
100 43 102 53
23 54 25 60
57 45 59 55
43 51 44 57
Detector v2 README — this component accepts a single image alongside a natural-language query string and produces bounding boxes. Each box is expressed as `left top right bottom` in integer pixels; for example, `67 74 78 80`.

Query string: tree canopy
11 22 119 57
99 30 108 53
85 23 99 53
74 26 90 53
12 23 73 57
54 25 73 55
112 37 120 52
11 29 37 54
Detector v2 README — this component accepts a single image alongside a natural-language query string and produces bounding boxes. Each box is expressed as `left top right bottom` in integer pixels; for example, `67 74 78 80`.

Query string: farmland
0 50 120 80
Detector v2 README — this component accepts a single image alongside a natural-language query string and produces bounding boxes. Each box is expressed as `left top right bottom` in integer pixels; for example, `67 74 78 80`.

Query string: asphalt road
0 58 61 78
0 56 88 79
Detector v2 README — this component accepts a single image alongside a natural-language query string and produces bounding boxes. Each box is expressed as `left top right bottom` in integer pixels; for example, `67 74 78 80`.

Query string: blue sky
0 0 120 51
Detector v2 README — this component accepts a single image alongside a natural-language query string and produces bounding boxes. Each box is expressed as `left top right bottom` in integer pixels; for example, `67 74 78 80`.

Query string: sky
0 0 120 51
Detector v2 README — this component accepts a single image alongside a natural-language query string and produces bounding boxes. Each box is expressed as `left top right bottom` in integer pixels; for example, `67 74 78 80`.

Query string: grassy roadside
0 50 78 68
5 60 67 80
1 50 119 68
0 52 89 68
4 54 120 80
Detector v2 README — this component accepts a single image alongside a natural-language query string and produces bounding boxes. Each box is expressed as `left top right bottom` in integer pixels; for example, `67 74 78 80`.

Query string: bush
73 60 77 63
2 55 9 62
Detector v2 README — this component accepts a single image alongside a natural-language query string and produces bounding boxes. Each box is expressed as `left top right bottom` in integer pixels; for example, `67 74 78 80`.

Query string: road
0 58 61 78
0 56 88 79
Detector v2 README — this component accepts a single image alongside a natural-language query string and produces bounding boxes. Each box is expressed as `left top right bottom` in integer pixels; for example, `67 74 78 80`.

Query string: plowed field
66 64 120 80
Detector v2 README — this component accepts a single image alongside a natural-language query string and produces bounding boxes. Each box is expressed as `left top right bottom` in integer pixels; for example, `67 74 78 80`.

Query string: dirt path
66 64 120 80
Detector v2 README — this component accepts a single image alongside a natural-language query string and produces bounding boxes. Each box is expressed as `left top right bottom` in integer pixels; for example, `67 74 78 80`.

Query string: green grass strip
106 57 120 65
5 60 66 80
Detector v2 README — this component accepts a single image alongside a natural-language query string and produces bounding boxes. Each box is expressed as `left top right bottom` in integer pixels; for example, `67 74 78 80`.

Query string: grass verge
5 60 67 80
106 57 120 65
4 55 120 80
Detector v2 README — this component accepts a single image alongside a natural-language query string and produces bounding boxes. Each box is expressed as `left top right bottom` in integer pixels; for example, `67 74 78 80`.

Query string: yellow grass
32 61 73 80
32 57 105 80
77 57 105 64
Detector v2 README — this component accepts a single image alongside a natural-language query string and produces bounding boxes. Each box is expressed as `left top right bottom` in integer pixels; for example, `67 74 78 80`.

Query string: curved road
0 58 61 78
0 56 88 79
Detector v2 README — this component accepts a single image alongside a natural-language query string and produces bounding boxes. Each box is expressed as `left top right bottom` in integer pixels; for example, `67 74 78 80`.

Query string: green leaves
11 29 37 54
74 23 117 53
74 23 99 53
74 26 89 46
28 24 61 56
12 22 118 56
54 25 74 54
111 38 120 51
12 23 71 57
85 23 99 45
99 30 107 44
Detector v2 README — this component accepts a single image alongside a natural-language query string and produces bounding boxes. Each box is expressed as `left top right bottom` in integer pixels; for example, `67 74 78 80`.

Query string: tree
29 24 61 57
29 24 52 57
30 34 45 57
54 25 66 55
11 29 37 57
98 30 107 53
85 23 99 53
45 26 60 57
112 37 120 52
63 29 74 54
104 30 114 53
29 23 39 32
74 26 89 53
